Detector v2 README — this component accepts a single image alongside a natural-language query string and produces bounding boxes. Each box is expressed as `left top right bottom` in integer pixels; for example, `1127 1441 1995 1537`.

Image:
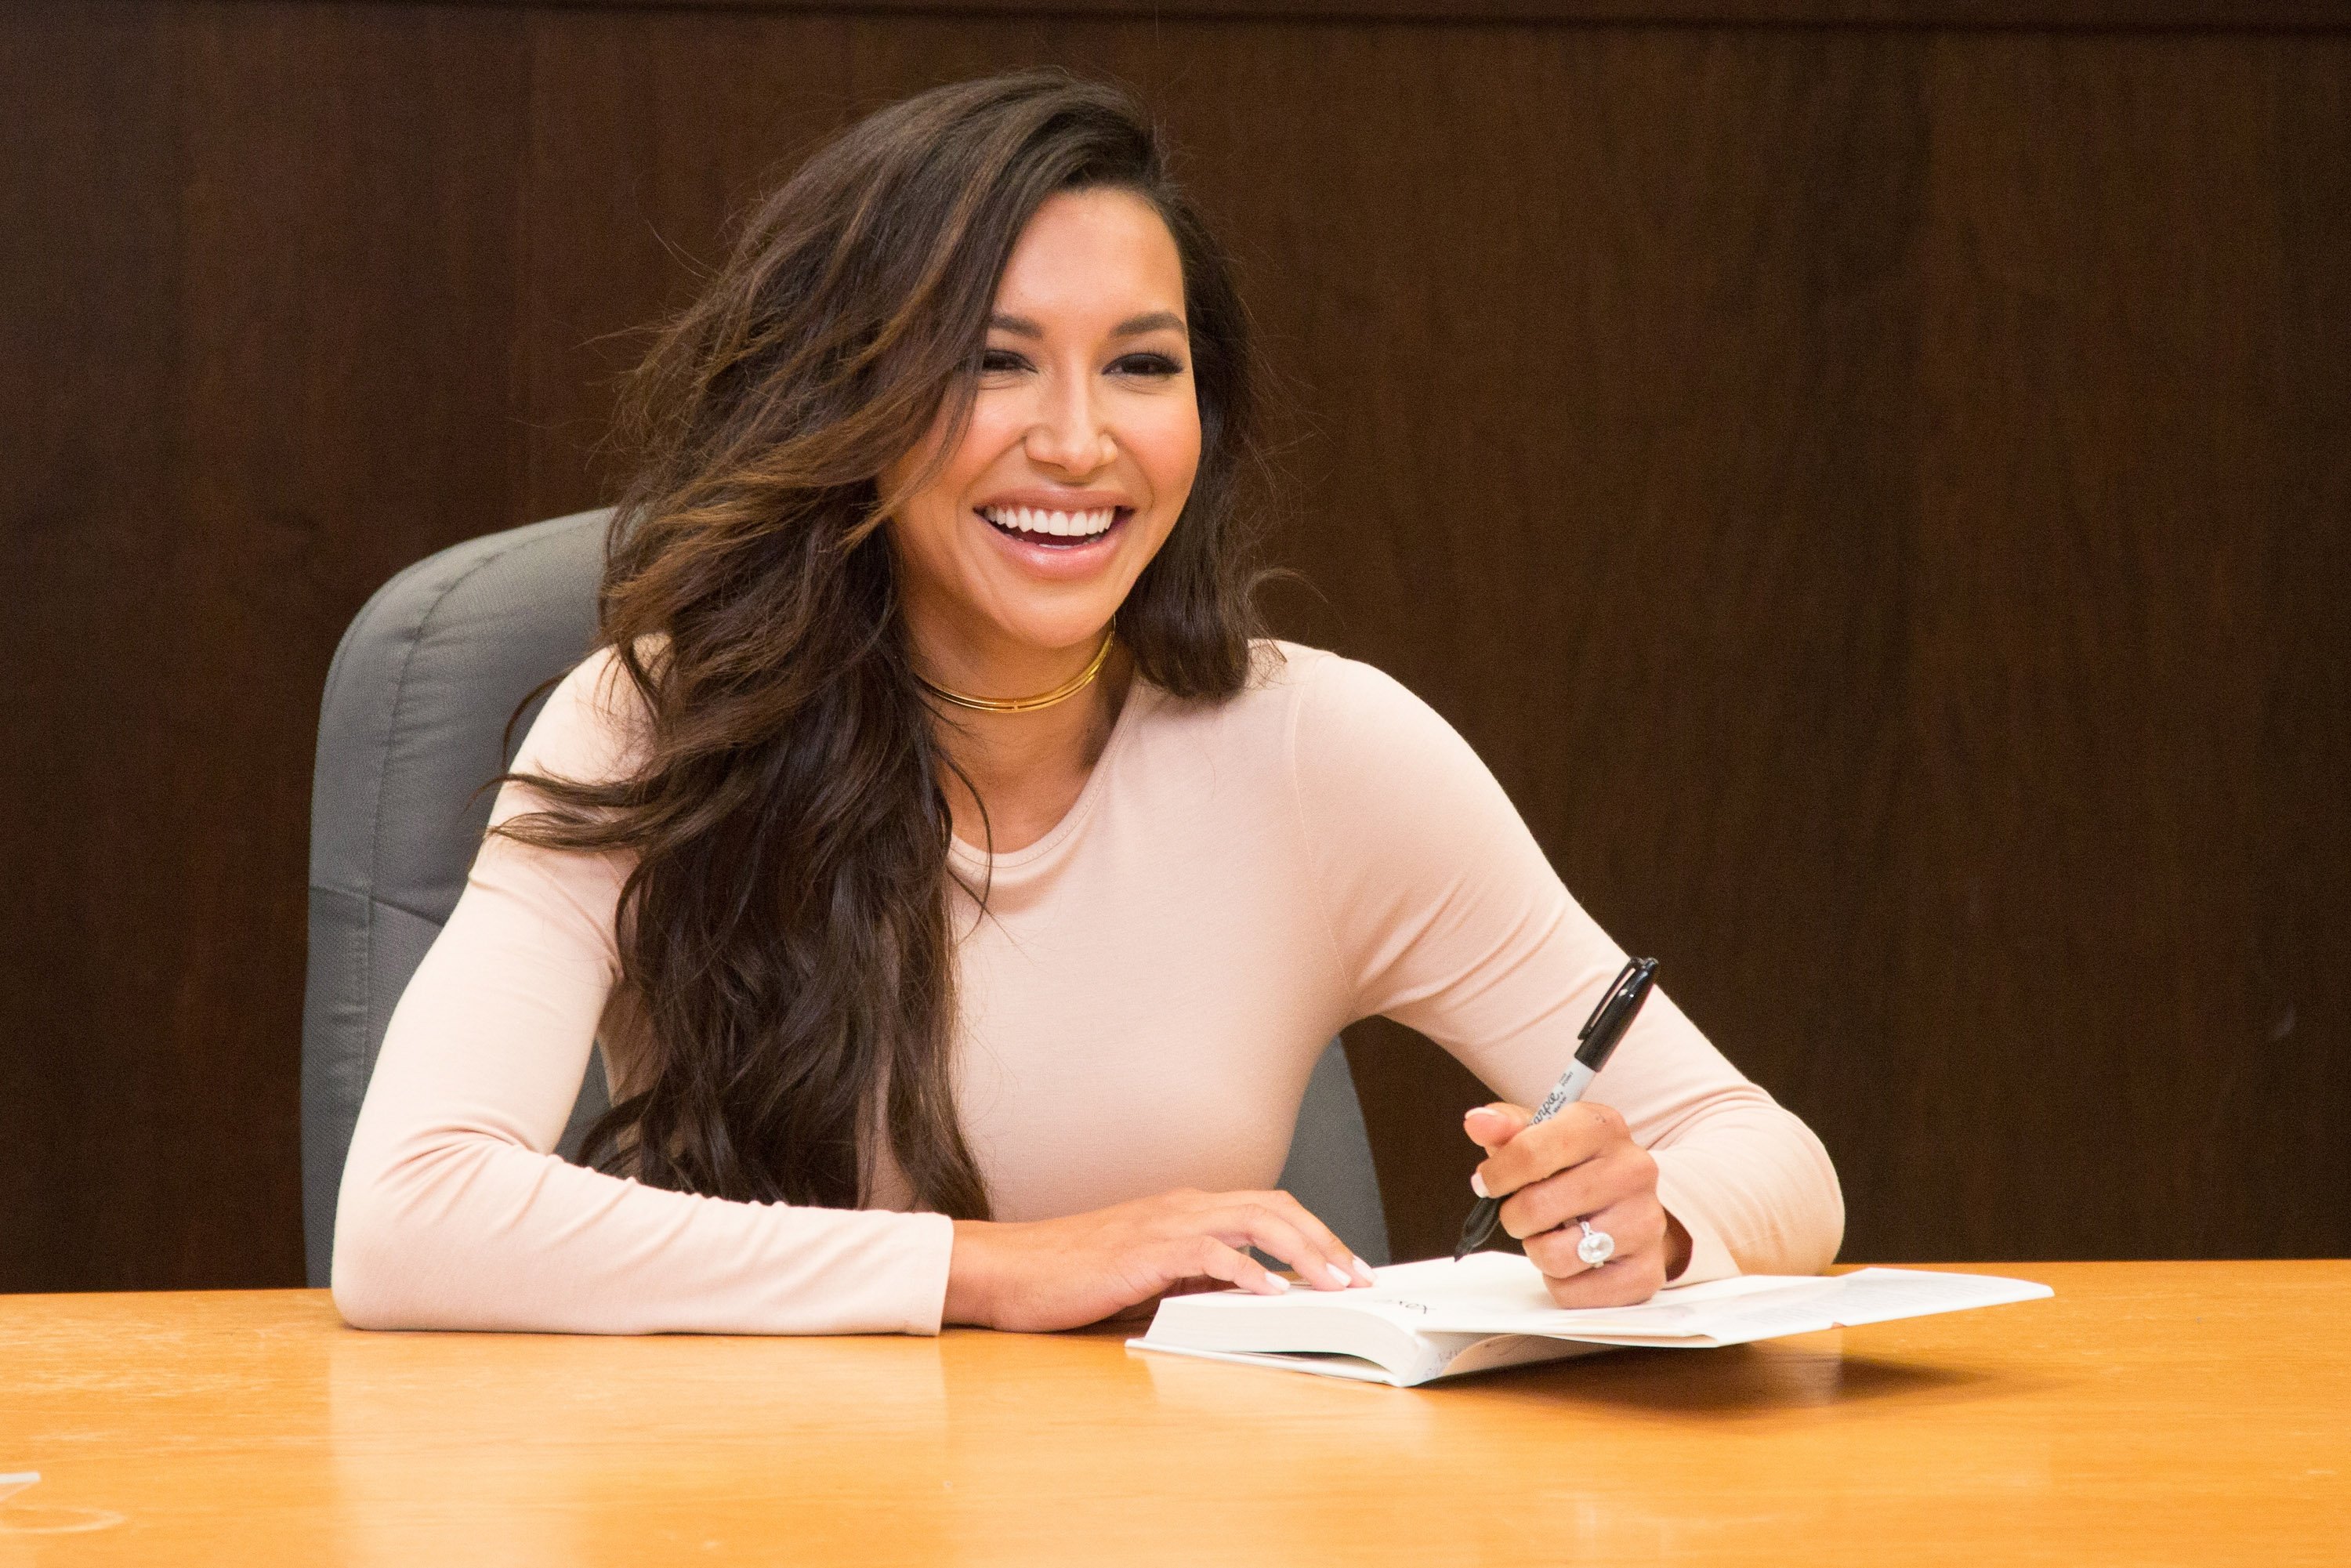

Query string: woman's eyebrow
1110 310 1186 338
987 310 1187 339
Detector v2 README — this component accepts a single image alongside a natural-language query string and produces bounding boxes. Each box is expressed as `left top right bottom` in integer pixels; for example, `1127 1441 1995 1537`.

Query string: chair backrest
302 509 1388 1286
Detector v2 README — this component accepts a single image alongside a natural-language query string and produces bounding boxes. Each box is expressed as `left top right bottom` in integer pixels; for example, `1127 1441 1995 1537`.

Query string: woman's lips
975 505 1131 559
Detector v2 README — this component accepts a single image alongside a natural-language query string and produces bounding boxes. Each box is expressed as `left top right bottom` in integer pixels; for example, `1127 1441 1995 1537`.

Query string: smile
977 505 1126 549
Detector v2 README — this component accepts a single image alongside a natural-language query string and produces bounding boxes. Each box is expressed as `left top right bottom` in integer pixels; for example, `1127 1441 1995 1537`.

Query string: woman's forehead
992 188 1186 333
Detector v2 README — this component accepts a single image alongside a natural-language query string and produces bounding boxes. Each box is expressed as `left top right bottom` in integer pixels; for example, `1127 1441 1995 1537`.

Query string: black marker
1451 957 1658 1260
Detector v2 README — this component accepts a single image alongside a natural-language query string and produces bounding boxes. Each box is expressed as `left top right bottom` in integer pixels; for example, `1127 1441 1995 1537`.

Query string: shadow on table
1447 1341 2037 1414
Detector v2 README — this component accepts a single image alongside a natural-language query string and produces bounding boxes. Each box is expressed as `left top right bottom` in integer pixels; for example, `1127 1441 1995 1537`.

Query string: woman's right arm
330 649 957 1335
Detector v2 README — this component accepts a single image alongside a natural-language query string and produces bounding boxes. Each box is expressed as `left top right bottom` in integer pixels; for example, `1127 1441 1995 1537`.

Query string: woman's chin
987 617 1122 665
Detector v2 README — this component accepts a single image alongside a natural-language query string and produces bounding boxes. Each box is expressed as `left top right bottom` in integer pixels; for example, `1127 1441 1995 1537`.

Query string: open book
1129 1254 2052 1387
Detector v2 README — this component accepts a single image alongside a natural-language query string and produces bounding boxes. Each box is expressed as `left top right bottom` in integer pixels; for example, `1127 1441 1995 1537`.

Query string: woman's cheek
1128 407 1201 521
961 392 1031 455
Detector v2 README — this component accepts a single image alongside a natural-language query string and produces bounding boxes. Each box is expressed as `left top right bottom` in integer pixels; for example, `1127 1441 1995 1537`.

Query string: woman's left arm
1287 653 1844 1302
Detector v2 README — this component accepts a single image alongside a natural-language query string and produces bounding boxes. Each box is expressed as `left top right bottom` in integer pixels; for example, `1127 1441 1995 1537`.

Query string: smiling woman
328 70 1842 1338
886 186 1209 853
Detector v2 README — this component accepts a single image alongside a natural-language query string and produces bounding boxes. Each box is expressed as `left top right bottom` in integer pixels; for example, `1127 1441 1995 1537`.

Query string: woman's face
885 186 1201 678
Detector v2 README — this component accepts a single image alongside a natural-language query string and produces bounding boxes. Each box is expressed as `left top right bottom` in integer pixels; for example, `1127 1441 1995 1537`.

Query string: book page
1804 1267 2058 1326
1396 1259 2049 1342
1383 1255 1835 1336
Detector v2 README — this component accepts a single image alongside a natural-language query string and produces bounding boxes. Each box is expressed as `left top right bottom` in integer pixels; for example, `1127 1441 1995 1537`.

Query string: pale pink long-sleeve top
332 639 1842 1335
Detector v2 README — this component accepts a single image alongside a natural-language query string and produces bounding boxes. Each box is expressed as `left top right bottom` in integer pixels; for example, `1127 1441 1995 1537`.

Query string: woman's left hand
1465 1101 1694 1307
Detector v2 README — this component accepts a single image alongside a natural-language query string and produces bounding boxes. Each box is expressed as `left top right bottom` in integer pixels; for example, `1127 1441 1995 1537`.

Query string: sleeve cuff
1653 1153 1740 1286
900 1210 958 1336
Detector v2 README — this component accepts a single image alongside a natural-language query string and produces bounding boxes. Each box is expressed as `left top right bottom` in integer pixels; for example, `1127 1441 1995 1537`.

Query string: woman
333 71 1842 1336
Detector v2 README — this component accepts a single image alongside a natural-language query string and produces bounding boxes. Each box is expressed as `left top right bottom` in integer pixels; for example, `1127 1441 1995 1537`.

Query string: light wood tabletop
1 1262 2343 1565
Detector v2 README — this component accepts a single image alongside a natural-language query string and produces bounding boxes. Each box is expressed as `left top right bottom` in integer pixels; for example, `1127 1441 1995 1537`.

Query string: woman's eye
978 349 1029 375
1111 353 1183 378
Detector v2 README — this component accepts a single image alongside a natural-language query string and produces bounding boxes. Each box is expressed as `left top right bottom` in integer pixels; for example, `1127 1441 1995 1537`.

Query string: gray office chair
301 507 1389 1287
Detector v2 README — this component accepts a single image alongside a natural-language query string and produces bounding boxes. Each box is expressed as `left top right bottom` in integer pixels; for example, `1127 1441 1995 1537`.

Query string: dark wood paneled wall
4 1 2343 1288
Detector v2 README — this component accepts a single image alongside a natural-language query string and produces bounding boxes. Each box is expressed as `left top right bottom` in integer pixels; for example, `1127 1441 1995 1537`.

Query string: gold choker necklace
915 628 1117 715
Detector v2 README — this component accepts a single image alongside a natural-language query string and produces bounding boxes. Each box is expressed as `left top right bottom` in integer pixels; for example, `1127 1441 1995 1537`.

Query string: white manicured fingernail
1470 1171 1490 1198
1324 1262 1352 1287
1264 1273 1291 1292
1352 1255 1376 1285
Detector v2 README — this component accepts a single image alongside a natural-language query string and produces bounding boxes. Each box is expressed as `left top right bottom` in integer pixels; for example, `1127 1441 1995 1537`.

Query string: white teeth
982 505 1116 539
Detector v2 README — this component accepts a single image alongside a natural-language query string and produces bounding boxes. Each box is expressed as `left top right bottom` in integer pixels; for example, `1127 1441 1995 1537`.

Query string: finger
1162 1189 1367 1287
1540 1243 1667 1309
1475 1101 1628 1200
1463 1102 1534 1154
1248 1190 1376 1287
1495 1102 1628 1193
1531 1197 1671 1309
1181 1237 1289 1297
1110 1276 1232 1322
1201 1201 1356 1291
1498 1145 1659 1240
1523 1196 1666 1279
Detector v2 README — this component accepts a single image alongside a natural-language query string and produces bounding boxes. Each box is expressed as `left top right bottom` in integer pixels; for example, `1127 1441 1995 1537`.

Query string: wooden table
2 1262 2343 1565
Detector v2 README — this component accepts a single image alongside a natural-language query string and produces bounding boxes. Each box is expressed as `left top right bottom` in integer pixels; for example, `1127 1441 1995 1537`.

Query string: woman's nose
1023 382 1116 476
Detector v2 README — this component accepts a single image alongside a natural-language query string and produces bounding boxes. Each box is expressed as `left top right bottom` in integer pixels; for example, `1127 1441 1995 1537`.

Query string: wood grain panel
3 0 2345 1289
2 0 542 1289
1886 32 2351 1258
0 3 187 1294
255 0 2351 37
2259 39 2351 1260
513 8 857 522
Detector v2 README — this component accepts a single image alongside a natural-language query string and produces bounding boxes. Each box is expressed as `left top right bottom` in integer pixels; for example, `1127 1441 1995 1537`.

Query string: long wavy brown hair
494 71 1274 1220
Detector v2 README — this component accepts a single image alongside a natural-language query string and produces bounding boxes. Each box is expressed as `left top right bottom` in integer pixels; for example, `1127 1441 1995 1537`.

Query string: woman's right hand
944 1188 1378 1331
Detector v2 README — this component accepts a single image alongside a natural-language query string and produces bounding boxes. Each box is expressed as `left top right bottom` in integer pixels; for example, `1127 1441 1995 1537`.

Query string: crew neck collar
944 674 1159 875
